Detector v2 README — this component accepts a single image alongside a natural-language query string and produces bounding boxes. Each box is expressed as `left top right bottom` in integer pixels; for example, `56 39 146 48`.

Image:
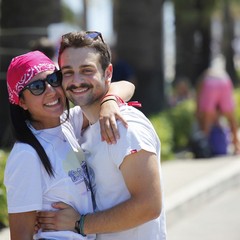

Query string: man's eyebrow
80 64 94 68
61 64 95 72
61 65 72 70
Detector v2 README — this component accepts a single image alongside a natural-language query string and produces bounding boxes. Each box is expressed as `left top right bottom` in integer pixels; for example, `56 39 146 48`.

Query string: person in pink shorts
196 67 240 155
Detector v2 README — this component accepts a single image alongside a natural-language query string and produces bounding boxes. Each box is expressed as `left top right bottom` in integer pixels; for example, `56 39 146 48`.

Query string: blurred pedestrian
168 77 193 107
193 65 240 157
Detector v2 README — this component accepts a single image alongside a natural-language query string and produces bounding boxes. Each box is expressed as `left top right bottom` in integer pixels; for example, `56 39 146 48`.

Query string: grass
0 149 8 228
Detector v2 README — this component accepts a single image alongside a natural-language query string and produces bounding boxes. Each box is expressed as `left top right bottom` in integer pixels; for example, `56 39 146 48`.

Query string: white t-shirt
79 105 167 240
4 106 95 240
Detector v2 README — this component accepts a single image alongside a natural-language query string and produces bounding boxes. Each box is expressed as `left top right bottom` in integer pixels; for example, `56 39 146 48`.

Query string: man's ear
19 96 28 111
105 64 113 84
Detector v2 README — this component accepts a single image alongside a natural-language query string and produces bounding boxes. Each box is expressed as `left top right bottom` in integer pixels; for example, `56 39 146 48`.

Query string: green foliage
0 150 8 227
165 100 195 150
150 99 196 160
234 89 240 126
149 113 174 161
62 2 82 26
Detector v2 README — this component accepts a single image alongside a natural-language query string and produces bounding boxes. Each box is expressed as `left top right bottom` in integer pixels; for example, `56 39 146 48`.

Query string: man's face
59 47 112 107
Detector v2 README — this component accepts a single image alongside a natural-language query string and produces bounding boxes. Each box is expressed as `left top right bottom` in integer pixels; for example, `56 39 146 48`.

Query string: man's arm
84 150 162 234
37 150 162 234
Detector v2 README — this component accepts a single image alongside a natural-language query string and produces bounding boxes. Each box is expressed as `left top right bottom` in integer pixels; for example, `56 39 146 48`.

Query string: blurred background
1 0 240 237
1 0 240 157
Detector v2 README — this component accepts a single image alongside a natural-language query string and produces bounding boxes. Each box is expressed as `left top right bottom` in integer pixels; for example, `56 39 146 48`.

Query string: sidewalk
1 155 239 239
163 155 240 226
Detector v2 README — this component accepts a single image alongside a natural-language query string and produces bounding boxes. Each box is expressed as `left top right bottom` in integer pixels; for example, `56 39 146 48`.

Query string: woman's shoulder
9 141 39 158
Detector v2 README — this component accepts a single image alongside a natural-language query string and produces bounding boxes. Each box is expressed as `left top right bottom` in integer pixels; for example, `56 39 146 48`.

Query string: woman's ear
19 96 28 111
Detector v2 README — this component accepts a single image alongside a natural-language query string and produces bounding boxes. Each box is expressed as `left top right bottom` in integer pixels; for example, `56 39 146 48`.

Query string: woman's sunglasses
20 70 62 96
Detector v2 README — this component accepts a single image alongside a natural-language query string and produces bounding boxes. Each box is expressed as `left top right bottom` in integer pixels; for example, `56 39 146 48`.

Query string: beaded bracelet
75 214 87 237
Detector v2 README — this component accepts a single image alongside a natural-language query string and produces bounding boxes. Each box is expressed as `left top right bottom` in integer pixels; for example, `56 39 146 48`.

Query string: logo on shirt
68 161 91 191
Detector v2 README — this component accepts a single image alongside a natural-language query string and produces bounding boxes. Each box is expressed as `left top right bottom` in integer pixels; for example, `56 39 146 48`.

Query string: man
38 31 167 240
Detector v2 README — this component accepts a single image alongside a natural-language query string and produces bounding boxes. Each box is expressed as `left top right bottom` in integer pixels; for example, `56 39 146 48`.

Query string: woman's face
19 70 66 129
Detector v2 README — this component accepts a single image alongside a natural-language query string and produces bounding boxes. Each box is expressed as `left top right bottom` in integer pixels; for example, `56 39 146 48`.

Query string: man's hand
37 202 80 232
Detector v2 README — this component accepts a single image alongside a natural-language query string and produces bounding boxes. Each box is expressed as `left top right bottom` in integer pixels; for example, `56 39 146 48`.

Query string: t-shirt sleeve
4 145 43 213
109 119 159 168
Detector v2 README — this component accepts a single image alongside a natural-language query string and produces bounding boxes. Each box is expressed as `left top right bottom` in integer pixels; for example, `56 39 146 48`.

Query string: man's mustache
66 83 92 91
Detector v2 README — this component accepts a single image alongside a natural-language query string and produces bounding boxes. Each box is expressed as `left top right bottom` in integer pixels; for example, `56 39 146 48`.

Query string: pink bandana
7 50 56 105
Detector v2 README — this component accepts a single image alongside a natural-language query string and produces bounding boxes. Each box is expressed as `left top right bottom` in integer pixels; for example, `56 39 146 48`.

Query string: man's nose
72 73 84 83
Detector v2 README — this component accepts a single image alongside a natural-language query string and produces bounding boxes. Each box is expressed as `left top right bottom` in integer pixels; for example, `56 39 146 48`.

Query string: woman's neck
30 118 61 130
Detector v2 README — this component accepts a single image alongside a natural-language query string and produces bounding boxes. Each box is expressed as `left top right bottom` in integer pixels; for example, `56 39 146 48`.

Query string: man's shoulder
120 105 145 116
119 105 151 125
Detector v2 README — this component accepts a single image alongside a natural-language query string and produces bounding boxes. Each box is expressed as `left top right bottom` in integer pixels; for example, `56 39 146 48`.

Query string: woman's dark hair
9 98 70 177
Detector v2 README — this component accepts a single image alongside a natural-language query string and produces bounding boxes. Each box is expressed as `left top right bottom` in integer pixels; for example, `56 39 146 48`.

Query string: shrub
0 150 8 227
150 99 196 160
165 100 196 151
150 112 174 161
234 89 240 125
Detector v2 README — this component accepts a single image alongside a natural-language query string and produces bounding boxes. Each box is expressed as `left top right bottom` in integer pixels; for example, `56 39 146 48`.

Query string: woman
4 50 134 240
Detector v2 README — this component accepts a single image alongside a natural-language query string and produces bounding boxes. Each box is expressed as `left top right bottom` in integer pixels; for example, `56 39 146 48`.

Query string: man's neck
81 103 101 125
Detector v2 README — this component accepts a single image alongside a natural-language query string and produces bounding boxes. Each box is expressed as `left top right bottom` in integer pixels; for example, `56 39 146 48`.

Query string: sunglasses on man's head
85 31 105 43
62 31 105 43
20 70 62 96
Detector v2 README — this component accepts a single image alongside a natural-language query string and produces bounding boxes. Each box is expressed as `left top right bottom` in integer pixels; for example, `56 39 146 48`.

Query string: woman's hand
99 99 128 144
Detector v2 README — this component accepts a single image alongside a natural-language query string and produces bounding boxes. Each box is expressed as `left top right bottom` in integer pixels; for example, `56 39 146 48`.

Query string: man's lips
71 87 88 93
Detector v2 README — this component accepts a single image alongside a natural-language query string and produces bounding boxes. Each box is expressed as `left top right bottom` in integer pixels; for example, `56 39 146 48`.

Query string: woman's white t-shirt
4 106 94 240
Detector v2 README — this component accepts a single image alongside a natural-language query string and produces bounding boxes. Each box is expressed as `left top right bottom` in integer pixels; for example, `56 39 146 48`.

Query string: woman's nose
45 83 57 94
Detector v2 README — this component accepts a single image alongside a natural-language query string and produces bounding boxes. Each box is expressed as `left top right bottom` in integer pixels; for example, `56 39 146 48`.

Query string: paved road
167 184 240 240
2 185 239 240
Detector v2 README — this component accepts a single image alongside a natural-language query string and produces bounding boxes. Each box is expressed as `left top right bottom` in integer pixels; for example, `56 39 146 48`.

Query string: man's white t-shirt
79 105 167 240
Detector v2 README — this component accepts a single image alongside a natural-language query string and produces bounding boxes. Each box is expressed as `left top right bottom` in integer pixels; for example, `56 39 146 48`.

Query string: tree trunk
0 0 62 147
222 0 238 86
173 0 216 87
114 0 165 115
